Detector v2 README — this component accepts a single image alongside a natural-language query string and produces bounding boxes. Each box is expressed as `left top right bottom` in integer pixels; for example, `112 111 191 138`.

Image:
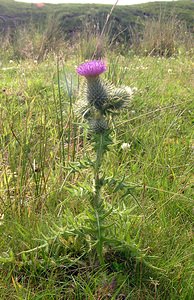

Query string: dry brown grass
131 14 193 57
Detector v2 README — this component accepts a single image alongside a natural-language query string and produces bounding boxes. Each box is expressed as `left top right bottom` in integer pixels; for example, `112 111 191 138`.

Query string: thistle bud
76 60 134 123
90 117 108 133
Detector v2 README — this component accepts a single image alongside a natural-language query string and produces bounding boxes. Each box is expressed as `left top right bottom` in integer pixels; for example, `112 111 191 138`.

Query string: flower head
76 60 106 77
121 143 131 150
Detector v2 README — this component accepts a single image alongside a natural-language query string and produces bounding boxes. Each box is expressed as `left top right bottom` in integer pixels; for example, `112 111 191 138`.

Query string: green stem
93 133 104 206
93 132 106 265
95 209 104 266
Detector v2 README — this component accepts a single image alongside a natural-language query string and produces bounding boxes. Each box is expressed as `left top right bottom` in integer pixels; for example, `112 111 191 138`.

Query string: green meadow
0 1 194 299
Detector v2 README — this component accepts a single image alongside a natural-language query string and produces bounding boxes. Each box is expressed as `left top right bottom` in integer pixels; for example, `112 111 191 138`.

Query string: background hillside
0 0 194 41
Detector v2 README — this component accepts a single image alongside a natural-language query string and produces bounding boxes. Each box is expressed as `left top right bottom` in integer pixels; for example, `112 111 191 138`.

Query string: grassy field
0 44 193 299
0 2 194 299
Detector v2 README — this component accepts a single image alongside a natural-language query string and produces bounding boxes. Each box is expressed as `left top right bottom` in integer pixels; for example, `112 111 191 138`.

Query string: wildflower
76 60 106 77
76 60 133 132
121 143 131 150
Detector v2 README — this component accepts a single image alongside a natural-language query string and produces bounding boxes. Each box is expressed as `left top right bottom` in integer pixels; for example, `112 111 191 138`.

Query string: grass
130 13 193 57
0 49 193 299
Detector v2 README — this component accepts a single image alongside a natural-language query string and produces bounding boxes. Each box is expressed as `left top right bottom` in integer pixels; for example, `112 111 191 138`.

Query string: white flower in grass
121 143 131 150
168 69 173 73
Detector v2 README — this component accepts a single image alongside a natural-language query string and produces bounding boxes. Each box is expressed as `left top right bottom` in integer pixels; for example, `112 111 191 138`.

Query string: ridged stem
93 132 106 265
93 132 104 205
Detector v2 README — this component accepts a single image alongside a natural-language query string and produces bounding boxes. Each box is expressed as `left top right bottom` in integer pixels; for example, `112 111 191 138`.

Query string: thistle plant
76 60 133 265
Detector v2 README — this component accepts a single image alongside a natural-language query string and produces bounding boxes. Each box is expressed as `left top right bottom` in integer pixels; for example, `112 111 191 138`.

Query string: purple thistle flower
76 60 106 77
